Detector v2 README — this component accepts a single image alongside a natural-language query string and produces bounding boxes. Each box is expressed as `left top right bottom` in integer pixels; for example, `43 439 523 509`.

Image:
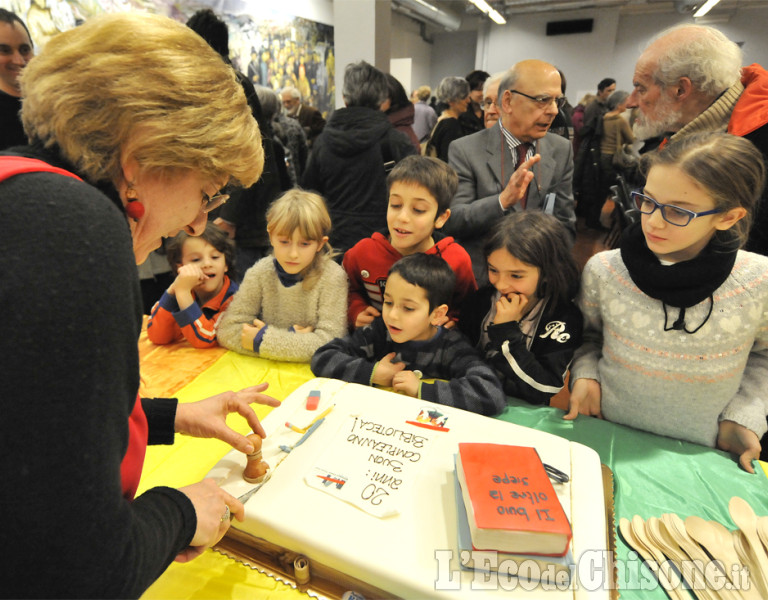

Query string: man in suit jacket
281 86 326 148
444 59 576 284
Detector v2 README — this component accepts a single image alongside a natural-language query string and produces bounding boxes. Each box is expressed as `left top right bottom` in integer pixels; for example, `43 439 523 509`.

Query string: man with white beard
627 24 768 254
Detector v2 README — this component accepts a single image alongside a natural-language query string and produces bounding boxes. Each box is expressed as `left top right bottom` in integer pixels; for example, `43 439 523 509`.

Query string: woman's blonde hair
20 12 263 188
266 189 334 290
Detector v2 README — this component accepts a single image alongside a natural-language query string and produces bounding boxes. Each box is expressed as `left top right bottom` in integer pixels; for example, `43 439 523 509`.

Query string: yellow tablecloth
137 327 317 600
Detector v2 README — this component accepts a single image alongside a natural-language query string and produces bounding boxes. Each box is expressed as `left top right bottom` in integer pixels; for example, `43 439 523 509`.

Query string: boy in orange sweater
147 222 238 347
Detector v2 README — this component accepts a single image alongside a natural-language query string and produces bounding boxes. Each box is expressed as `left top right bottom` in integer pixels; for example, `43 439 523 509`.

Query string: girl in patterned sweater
567 132 768 472
217 190 348 362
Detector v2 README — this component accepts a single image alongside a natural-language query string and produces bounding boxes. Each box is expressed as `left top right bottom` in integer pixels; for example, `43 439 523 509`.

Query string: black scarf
619 223 737 332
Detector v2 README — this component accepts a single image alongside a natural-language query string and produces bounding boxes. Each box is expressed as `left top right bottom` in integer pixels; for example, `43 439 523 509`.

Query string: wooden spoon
757 516 768 555
729 497 768 597
630 515 687 600
646 517 714 600
619 517 686 600
662 514 745 600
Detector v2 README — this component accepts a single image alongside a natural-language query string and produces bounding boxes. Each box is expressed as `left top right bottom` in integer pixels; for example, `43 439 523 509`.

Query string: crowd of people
2 7 768 597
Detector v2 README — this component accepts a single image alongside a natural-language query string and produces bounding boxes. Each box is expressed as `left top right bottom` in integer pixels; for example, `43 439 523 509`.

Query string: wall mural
1 0 334 116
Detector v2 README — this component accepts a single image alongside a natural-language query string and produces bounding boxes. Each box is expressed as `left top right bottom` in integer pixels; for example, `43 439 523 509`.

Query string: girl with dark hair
459 211 582 404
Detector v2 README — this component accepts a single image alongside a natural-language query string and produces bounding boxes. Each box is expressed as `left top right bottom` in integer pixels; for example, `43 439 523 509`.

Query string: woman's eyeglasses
631 190 722 227
509 90 566 110
201 191 230 214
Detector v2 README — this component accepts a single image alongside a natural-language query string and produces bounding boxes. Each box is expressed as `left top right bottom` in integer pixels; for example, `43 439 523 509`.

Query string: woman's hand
174 382 280 453
293 324 315 334
174 478 243 563
717 420 762 474
563 378 602 420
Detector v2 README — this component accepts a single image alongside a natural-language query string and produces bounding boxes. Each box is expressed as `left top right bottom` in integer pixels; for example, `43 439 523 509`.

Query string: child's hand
171 264 206 295
494 293 528 324
241 319 265 350
717 420 761 473
564 378 602 420
371 352 405 386
355 306 381 329
293 324 315 334
392 370 420 397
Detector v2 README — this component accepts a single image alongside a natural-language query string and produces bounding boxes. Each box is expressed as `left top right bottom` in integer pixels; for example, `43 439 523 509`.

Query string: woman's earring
125 186 145 222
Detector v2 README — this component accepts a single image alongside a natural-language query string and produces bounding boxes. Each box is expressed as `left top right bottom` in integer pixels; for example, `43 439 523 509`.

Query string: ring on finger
221 505 230 522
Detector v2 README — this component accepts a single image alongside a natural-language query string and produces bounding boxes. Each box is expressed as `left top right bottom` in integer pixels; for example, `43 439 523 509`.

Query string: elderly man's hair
648 25 742 96
281 86 301 101
497 66 521 99
255 85 280 121
483 72 505 97
342 61 388 109
436 76 470 104
606 90 629 111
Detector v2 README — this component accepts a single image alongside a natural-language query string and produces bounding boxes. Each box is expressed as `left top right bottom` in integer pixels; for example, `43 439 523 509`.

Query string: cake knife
230 472 273 519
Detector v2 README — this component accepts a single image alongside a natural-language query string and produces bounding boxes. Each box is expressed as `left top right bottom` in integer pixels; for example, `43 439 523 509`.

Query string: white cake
209 378 613 599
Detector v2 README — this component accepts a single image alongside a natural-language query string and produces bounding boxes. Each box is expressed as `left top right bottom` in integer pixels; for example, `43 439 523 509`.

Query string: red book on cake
456 443 572 556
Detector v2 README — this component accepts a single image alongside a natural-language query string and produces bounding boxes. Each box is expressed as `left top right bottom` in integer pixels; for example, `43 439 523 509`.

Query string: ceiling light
468 0 507 24
489 8 507 23
694 0 722 17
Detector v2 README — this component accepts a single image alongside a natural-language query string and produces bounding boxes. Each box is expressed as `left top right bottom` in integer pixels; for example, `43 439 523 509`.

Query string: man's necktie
516 142 531 209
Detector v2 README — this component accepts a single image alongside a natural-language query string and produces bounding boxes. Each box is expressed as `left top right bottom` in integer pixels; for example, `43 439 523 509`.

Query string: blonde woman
0 13 279 597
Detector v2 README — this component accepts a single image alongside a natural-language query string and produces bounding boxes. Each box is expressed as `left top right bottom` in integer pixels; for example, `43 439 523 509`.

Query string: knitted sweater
571 249 768 447
310 318 506 416
217 256 348 362
342 231 477 326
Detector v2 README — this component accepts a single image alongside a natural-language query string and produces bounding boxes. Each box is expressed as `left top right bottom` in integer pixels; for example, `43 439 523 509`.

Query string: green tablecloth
499 399 768 599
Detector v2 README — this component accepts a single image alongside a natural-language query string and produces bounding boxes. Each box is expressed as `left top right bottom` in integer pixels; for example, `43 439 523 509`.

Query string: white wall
390 11 434 94
463 6 768 104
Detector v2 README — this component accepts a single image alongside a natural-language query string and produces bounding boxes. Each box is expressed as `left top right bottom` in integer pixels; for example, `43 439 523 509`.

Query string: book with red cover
456 443 572 556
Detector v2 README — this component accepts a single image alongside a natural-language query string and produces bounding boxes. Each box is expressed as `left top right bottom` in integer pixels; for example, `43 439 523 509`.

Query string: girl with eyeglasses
565 132 768 473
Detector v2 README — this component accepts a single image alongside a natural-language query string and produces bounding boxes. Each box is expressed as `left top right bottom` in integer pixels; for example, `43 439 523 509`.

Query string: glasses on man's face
482 98 498 109
630 191 723 227
201 191 230 214
509 90 566 110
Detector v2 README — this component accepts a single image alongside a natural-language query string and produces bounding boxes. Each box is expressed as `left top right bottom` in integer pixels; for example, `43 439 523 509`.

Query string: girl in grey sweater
566 132 768 472
217 190 348 362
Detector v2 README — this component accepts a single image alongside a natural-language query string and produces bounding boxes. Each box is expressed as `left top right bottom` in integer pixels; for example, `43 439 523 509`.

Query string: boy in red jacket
343 155 476 329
